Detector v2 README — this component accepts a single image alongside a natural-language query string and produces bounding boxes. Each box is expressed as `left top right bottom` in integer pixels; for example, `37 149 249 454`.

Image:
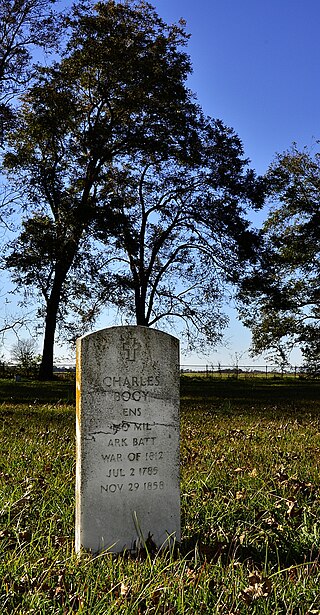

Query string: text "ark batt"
107 437 157 446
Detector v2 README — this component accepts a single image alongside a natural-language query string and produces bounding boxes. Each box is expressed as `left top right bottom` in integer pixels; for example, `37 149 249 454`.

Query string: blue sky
2 0 320 366
146 0 319 367
154 0 320 176
154 0 320 173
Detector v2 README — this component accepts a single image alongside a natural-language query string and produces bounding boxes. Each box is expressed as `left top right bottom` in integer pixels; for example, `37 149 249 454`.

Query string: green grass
1 377 320 613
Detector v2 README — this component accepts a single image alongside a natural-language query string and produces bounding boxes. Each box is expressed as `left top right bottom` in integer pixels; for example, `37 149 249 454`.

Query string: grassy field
0 377 319 614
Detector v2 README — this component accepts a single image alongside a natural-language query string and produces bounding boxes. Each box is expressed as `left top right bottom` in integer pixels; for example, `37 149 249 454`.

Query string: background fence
0 361 317 379
180 364 313 379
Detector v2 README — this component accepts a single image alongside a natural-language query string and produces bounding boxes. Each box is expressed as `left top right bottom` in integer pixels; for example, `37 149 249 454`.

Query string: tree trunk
38 276 64 380
135 285 148 326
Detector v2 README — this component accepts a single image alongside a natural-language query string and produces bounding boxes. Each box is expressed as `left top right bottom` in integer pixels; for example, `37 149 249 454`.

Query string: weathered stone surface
75 325 180 554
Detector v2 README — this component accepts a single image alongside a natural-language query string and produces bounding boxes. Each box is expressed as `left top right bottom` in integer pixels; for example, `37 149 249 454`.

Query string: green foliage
0 378 319 613
3 0 201 378
238 143 320 367
3 0 266 376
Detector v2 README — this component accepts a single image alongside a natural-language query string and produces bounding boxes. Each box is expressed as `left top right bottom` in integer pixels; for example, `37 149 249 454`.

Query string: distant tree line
0 0 318 378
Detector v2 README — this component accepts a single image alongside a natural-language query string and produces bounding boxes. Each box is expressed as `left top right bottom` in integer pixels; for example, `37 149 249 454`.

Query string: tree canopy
238 143 320 367
3 0 266 378
2 0 203 378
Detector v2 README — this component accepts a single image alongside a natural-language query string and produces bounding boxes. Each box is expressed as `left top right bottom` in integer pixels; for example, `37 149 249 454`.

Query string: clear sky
147 0 319 367
153 0 320 175
2 0 320 367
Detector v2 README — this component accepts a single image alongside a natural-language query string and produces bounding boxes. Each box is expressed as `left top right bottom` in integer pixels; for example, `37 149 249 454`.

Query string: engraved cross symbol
121 336 139 361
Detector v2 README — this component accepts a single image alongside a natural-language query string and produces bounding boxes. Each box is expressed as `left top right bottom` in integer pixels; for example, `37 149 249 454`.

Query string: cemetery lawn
1 377 319 614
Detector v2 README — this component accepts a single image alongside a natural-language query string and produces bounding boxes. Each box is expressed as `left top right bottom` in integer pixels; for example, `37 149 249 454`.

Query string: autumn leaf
216 455 226 465
275 467 289 484
18 529 32 542
239 532 246 545
240 570 272 605
234 467 245 474
120 581 130 598
286 499 303 519
235 490 246 501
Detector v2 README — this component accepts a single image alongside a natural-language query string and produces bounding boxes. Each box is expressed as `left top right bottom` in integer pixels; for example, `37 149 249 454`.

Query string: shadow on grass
1 375 319 407
181 532 320 569
181 376 320 417
0 378 75 405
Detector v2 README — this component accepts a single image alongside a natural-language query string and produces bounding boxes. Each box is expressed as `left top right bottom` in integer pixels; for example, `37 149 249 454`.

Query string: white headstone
75 325 180 554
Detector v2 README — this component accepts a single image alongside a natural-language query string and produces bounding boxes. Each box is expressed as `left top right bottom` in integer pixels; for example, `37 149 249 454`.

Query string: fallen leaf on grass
240 570 272 605
18 529 32 542
54 535 68 547
235 490 246 501
275 467 289 484
216 455 226 465
234 467 245 474
286 499 303 519
120 581 130 598
291 478 315 497
239 532 246 545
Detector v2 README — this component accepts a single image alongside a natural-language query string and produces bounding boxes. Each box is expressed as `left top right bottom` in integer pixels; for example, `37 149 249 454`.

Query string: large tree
4 1 266 376
3 0 201 379
238 144 320 366
93 118 265 350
